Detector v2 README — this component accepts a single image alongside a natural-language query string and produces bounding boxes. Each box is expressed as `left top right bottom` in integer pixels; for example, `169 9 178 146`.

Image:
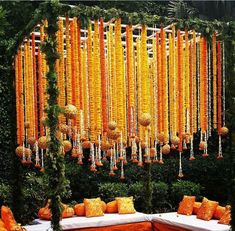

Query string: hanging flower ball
199 141 207 150
158 132 166 143
101 142 111 152
27 137 36 146
25 121 30 129
139 113 151 127
171 136 179 145
64 104 78 119
15 146 24 157
63 140 72 152
108 121 117 130
150 148 156 158
82 141 91 149
38 136 49 149
162 144 171 155
60 124 69 134
221 127 229 136
107 130 120 140
25 148 32 158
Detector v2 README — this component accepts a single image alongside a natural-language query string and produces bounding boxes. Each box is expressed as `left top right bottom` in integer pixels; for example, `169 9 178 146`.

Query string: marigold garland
94 19 102 135
177 30 183 151
14 18 226 177
66 16 72 105
100 18 107 134
32 33 38 139
212 33 217 129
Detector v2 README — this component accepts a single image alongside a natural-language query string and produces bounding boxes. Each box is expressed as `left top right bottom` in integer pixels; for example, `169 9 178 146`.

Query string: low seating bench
151 212 230 231
24 212 231 231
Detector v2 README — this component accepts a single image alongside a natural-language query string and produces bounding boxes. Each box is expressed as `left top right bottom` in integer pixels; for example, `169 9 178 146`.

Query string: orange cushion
193 202 201 215
74 203 85 216
84 198 104 217
116 197 136 214
38 207 52 220
214 206 226 220
197 199 218 221
218 205 231 225
1 206 17 230
101 201 106 213
62 207 74 218
177 196 195 216
106 201 118 213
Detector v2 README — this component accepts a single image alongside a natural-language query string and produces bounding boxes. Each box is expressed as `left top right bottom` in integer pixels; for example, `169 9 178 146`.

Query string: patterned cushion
218 205 231 225
177 196 195 216
197 199 218 221
193 202 202 215
116 196 136 214
214 206 226 220
84 198 104 217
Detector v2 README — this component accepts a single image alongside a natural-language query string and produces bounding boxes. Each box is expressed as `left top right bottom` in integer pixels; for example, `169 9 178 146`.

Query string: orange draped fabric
67 221 152 231
152 222 191 231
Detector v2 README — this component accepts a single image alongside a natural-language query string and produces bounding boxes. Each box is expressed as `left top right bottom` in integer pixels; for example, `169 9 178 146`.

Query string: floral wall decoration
14 15 228 179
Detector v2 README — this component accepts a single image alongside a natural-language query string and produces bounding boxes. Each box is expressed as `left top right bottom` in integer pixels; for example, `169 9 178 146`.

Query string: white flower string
138 141 143 167
178 151 183 178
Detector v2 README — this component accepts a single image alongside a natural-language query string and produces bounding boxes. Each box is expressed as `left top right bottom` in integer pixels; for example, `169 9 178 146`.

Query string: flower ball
199 141 207 150
64 104 78 119
63 140 72 152
15 146 24 157
38 136 49 149
27 137 36 146
60 124 69 134
221 127 229 136
24 148 32 158
108 121 117 130
107 130 120 140
101 142 111 151
171 136 179 145
162 144 171 155
139 113 151 127
82 141 91 149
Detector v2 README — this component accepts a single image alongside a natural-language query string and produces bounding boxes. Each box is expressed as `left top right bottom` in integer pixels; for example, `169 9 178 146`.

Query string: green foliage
168 0 197 19
19 172 48 224
0 183 11 205
128 181 169 213
171 180 201 207
98 183 128 202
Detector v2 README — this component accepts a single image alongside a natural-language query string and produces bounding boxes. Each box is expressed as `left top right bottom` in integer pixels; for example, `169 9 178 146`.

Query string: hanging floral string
217 42 222 135
100 18 107 134
212 33 217 129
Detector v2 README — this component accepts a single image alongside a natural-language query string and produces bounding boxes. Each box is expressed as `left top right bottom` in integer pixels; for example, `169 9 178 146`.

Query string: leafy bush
128 181 169 213
152 181 171 213
98 183 128 202
171 180 201 207
0 182 11 205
